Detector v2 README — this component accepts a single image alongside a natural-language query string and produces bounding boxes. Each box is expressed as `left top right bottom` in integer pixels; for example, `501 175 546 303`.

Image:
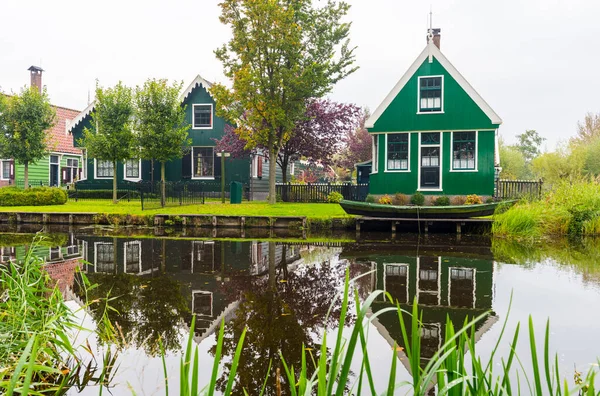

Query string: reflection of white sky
67 254 600 395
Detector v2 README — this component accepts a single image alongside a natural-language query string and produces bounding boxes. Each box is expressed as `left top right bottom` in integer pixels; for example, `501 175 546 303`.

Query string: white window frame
192 103 213 130
123 159 142 181
371 134 379 174
448 267 477 308
417 132 443 192
64 157 80 184
450 131 478 172
384 132 411 173
190 241 215 273
415 256 442 306
94 159 114 179
417 75 444 114
93 242 114 273
383 263 409 304
191 146 215 180
191 290 213 317
0 159 13 181
79 150 88 181
49 154 61 187
123 241 142 274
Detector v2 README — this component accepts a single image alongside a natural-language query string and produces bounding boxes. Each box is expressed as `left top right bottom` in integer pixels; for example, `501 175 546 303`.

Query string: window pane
453 131 476 170
419 77 442 111
1 162 9 179
386 133 409 170
193 147 214 177
126 160 140 178
194 105 212 128
421 132 440 145
97 160 114 177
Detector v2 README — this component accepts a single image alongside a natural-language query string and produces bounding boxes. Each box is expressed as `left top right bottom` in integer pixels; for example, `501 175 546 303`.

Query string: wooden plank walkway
356 216 493 235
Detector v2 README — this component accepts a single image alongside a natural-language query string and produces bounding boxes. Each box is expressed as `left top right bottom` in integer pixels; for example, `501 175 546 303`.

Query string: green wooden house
366 30 502 198
68 75 276 199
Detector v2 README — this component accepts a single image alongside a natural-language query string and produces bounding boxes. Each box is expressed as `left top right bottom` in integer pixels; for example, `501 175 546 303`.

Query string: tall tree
211 0 357 203
80 82 135 203
135 79 191 206
338 110 372 171
515 129 545 163
573 112 600 145
214 99 362 183
0 87 56 188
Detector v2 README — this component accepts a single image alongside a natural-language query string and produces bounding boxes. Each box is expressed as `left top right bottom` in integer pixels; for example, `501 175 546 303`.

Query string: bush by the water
326 191 343 203
0 186 67 206
393 193 409 205
433 195 450 206
465 194 483 205
494 179 600 237
410 192 425 205
365 194 375 203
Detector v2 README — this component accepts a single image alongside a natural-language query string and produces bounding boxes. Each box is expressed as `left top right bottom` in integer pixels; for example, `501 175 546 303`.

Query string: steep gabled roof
68 74 215 133
366 41 502 129
179 74 214 102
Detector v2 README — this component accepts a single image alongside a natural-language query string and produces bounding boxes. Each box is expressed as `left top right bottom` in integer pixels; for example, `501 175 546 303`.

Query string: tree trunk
161 161 166 208
269 148 277 204
24 161 29 189
281 156 288 184
113 160 117 204
268 241 276 290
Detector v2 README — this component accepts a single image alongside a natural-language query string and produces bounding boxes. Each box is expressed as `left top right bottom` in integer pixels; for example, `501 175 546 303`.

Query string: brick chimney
28 65 44 94
427 28 441 49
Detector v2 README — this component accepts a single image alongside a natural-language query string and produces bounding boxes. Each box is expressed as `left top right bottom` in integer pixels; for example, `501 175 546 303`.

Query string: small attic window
193 104 213 129
418 76 443 113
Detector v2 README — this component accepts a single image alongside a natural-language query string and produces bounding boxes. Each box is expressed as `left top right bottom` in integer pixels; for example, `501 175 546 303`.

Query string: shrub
433 196 450 206
410 192 425 206
327 191 344 203
393 193 409 206
378 194 393 205
365 194 375 203
465 194 483 205
452 195 467 205
0 187 67 206
485 197 495 203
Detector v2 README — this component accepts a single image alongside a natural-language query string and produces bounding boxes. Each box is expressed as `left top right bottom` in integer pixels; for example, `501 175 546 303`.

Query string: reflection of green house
68 75 281 200
366 29 502 197
341 242 497 368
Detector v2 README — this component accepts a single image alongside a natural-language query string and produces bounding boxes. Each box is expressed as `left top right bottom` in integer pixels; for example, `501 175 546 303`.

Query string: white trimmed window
124 159 141 180
64 158 79 183
1 160 13 180
80 150 87 181
418 76 443 113
95 160 113 178
192 104 213 129
452 131 477 170
386 133 409 171
192 147 214 179
124 241 142 273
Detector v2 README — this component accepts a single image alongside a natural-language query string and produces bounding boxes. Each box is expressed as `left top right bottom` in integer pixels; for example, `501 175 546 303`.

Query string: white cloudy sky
1 0 599 149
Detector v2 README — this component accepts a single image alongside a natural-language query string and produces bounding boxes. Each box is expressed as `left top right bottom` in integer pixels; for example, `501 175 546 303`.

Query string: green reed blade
224 326 247 395
528 316 543 395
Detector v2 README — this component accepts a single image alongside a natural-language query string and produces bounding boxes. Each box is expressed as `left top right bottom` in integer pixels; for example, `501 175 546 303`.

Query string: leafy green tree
531 143 586 188
0 87 56 188
80 82 136 203
583 137 600 177
573 112 600 145
499 139 529 180
515 129 545 163
135 79 191 206
211 0 357 203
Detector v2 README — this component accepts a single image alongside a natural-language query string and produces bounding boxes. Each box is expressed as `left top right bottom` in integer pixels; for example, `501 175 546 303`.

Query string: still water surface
1 227 599 395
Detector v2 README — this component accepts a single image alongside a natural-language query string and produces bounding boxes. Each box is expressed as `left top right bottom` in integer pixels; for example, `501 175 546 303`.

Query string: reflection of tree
214 243 366 395
77 273 189 355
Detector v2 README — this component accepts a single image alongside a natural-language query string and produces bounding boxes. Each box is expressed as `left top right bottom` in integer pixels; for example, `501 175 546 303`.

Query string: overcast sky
1 0 599 149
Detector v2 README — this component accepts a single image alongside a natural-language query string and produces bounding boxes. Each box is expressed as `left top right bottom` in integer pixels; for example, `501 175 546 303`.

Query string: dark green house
366 30 502 198
69 75 274 199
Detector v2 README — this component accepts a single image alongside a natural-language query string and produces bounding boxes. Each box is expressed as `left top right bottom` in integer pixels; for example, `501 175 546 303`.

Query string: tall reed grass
494 178 600 238
0 237 118 395
163 271 599 395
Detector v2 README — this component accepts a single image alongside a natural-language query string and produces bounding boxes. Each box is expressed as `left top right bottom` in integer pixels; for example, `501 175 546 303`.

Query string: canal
1 225 599 395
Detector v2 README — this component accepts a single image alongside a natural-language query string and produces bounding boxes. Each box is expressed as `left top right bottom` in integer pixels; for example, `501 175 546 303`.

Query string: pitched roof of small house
50 105 82 155
366 40 502 129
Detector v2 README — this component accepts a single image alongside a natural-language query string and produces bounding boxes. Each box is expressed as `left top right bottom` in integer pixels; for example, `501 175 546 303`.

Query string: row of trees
81 80 190 204
500 113 600 188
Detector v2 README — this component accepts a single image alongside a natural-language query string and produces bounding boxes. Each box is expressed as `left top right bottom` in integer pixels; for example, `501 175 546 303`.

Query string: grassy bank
493 179 600 239
0 200 350 219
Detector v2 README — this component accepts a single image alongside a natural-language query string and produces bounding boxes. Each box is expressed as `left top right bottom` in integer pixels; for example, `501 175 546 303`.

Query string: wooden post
456 222 462 234
391 221 396 238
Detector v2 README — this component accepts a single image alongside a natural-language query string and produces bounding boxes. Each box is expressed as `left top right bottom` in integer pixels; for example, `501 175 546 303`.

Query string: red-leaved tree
338 110 372 170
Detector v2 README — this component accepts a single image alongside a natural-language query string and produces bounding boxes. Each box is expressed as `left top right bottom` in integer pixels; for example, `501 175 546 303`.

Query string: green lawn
0 200 351 219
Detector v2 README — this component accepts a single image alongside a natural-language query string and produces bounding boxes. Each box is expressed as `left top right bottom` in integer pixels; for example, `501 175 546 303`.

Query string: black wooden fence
276 183 369 203
140 181 249 210
495 179 543 199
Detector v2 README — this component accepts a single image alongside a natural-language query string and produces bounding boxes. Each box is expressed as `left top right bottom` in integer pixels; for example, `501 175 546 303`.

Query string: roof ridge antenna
428 6 434 43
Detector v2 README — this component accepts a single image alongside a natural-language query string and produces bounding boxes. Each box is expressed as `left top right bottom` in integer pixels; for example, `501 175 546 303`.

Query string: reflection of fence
276 183 369 203
495 179 543 199
67 182 140 202
140 181 249 210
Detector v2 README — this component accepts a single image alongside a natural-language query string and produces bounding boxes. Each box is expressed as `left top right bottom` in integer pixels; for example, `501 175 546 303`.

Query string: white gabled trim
449 131 479 173
192 103 214 130
384 132 411 173
68 101 95 133
180 74 214 102
366 41 502 129
416 75 444 114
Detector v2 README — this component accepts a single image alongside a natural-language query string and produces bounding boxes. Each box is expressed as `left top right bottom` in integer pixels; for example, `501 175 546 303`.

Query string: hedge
0 187 68 206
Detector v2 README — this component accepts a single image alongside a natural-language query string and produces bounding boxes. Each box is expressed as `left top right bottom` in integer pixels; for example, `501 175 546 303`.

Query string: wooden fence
276 183 369 203
495 179 543 199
